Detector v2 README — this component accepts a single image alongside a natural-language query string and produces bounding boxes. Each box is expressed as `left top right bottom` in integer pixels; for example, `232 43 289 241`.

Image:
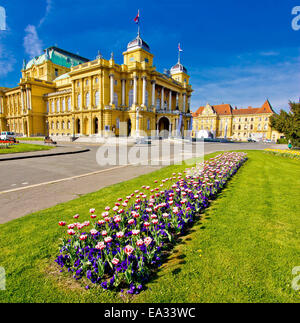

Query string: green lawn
0 143 53 154
0 151 299 303
17 137 45 141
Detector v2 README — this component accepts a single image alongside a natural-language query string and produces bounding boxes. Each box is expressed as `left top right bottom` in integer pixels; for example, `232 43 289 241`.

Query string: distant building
192 100 283 141
0 34 192 138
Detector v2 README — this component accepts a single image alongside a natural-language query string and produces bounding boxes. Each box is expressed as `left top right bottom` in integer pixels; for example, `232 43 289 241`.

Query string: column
151 81 156 107
121 79 126 106
161 87 164 110
142 77 147 107
133 76 138 105
109 74 114 105
169 90 172 111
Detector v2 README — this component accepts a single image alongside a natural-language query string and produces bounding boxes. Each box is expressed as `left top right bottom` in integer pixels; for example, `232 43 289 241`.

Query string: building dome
170 62 187 74
127 34 151 52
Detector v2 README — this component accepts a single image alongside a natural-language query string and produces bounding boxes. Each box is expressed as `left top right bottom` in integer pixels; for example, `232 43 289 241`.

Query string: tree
270 101 300 147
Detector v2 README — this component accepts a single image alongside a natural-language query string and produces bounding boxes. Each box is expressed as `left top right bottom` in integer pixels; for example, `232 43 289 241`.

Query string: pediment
202 104 216 116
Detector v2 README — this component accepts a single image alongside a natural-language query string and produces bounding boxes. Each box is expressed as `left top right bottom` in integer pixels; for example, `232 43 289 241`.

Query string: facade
0 33 193 139
192 101 282 142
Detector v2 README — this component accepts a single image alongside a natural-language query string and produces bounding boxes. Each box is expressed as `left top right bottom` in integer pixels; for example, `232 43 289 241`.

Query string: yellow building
0 32 193 139
192 101 283 142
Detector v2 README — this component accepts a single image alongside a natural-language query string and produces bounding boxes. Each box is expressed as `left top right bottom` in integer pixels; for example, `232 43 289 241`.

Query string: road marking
0 163 143 195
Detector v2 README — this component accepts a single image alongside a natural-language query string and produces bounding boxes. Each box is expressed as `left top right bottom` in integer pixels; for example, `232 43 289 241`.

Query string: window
245 118 247 122
147 119 150 130
55 69 58 77
46 102 49 113
56 99 60 113
264 124 268 130
114 80 118 86
129 89 134 107
67 97 71 111
77 94 81 108
114 93 118 107
95 77 98 84
62 121 65 130
265 117 268 121
77 81 80 87
51 101 54 113
86 92 90 107
95 91 100 106
67 121 71 129
145 58 149 63
86 80 89 86
130 57 135 62
51 122 54 130
116 118 120 129
258 124 261 130
250 124 253 130
56 121 60 129
62 98 65 112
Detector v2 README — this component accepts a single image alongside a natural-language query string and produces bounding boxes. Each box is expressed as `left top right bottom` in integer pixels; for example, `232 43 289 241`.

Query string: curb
0 148 90 162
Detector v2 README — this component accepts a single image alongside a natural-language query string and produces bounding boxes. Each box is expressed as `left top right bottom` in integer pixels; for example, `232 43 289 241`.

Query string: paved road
0 141 282 224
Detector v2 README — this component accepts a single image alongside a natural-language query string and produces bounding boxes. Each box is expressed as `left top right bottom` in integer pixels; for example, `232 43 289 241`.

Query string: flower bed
55 152 247 294
264 149 300 159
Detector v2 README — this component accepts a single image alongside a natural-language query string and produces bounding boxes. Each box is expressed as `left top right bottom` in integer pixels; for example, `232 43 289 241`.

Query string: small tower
170 44 190 84
123 21 154 67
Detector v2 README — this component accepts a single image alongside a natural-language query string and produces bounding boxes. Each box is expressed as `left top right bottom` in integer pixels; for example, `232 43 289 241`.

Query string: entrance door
158 117 170 138
127 119 132 136
76 119 81 134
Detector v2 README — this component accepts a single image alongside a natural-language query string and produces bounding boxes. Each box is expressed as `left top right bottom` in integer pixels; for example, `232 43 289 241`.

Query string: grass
17 137 45 141
0 150 299 303
0 143 54 154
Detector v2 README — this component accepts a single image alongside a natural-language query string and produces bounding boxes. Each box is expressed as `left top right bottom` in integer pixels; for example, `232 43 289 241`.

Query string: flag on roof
134 10 140 24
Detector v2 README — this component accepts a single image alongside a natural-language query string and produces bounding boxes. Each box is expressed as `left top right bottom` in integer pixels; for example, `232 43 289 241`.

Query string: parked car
247 138 258 142
0 131 16 142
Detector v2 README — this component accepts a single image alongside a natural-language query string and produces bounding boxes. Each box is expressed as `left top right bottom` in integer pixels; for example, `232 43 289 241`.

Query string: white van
0 132 16 141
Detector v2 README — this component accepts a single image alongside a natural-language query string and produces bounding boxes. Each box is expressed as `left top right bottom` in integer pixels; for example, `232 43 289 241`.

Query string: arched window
145 90 149 107
62 121 65 129
62 98 65 112
67 97 71 111
67 120 71 129
86 92 90 107
114 93 118 108
51 122 54 130
129 89 133 107
95 91 100 107
77 94 81 108
56 99 60 113
51 101 54 113
258 124 261 130
156 98 161 109
116 118 120 129
147 119 150 130
56 121 60 129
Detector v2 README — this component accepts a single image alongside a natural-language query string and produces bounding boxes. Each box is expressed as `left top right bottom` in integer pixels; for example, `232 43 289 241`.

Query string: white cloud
23 25 43 57
38 0 53 27
190 53 300 112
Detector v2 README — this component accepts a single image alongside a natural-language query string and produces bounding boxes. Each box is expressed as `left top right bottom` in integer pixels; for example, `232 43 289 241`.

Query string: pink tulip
67 229 75 236
58 221 66 227
144 237 152 246
79 234 87 241
95 242 105 250
125 245 134 256
104 237 113 243
112 258 120 265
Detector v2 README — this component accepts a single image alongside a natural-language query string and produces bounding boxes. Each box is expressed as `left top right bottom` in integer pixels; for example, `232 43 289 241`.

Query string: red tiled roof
213 104 232 115
193 100 275 117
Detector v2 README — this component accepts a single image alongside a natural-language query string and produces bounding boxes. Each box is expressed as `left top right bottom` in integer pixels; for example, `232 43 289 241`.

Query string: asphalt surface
0 141 282 224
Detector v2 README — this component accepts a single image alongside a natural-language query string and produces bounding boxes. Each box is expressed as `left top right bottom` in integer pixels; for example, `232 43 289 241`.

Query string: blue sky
0 0 299 112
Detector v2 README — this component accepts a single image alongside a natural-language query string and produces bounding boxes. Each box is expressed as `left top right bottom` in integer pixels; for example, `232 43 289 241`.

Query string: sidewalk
0 145 90 161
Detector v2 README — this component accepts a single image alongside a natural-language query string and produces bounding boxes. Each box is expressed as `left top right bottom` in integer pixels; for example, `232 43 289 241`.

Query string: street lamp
72 116 75 141
45 120 49 138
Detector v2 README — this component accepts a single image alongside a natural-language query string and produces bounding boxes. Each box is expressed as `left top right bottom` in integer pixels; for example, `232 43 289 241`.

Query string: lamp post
45 120 49 138
72 116 75 141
